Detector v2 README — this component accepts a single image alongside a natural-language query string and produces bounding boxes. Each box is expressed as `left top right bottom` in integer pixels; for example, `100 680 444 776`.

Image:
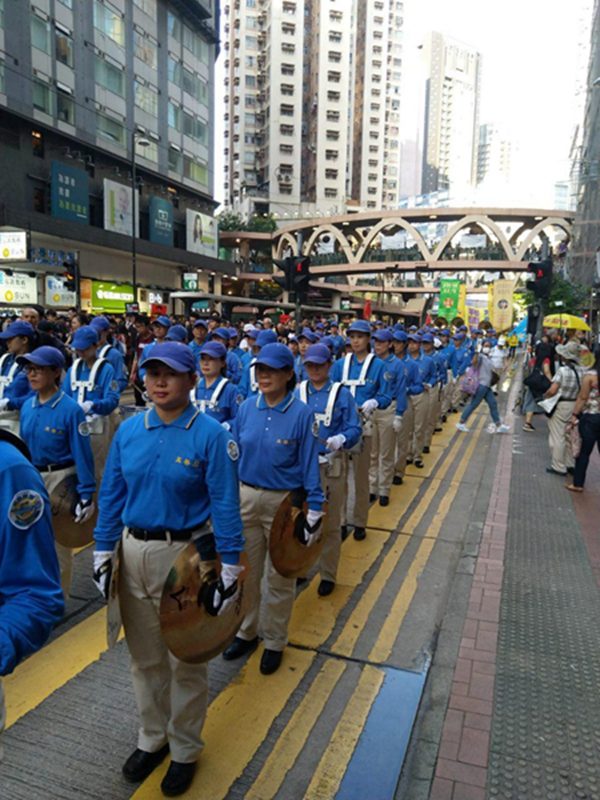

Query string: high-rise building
421 31 481 196
222 0 404 220
476 124 513 187
0 0 229 315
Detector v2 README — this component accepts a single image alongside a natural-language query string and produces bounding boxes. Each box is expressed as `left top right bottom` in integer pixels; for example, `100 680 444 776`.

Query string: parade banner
458 283 467 321
491 280 515 331
439 279 462 320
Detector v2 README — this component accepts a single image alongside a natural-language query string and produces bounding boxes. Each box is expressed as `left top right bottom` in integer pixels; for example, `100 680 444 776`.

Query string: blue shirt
394 361 410 415
330 354 392 409
380 352 402 397
226 350 242 385
407 352 436 387
62 360 120 417
0 355 33 410
238 359 260 400
194 377 241 424
401 355 425 396
232 392 325 511
329 334 345 357
294 379 361 455
94 403 244 562
19 391 96 500
449 345 472 377
189 340 204 366
0 441 64 675
98 344 128 393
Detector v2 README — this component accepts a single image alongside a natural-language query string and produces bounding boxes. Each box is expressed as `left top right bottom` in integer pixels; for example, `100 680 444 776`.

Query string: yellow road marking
367 475 421 531
4 608 121 728
246 659 347 800
131 647 315 800
369 419 485 663
289 529 389 649
304 665 385 800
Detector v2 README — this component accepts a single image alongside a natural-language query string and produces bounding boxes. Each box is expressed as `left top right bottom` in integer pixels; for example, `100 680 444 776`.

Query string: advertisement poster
45 274 77 307
0 231 28 262
50 161 89 223
438 279 462 320
148 196 173 246
491 280 515 331
186 209 218 258
80 278 92 313
0 270 37 304
91 281 134 313
103 179 139 237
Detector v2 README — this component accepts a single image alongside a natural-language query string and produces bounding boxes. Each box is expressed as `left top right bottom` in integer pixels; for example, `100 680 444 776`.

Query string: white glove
326 434 346 451
393 416 403 433
0 398 9 411
221 421 231 431
302 509 324 547
206 562 245 616
79 400 94 415
74 498 95 524
92 550 114 600
360 398 378 416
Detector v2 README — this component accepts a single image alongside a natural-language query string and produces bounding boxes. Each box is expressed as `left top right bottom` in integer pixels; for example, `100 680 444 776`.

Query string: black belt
127 525 204 542
558 398 577 403
36 460 75 473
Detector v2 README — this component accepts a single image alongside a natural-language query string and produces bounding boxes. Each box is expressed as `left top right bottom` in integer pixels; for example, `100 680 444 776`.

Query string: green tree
518 274 588 315
246 213 277 233
217 210 246 231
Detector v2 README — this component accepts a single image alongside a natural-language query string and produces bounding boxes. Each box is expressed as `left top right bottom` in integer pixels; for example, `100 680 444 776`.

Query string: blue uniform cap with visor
347 320 371 335
153 315 172 328
18 346 65 369
165 324 188 343
200 341 227 359
213 327 232 341
421 332 434 343
256 329 278 348
90 316 110 332
72 325 99 350
298 327 319 343
0 320 35 339
193 319 208 329
372 329 393 342
303 343 333 364
141 342 196 373
254 342 295 370
393 330 408 342
407 333 422 342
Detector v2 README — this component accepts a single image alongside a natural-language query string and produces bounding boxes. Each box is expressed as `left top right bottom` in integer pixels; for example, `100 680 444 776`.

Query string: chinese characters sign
0 231 28 261
50 161 89 223
149 197 173 246
45 275 77 308
0 271 38 304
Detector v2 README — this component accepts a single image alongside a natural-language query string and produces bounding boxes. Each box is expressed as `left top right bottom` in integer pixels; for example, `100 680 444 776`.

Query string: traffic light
272 257 294 292
292 256 311 299
63 260 77 292
526 259 553 299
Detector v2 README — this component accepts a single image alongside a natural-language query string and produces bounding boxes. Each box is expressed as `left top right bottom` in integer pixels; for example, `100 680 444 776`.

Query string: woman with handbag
522 340 553 432
566 346 600 492
456 340 510 434
542 341 584 476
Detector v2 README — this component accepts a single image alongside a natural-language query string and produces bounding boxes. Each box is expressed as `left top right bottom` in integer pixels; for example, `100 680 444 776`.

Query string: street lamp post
131 131 150 306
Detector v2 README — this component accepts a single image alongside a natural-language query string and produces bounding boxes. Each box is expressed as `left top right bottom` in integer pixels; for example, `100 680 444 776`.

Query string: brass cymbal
269 493 325 579
106 540 122 649
49 472 96 549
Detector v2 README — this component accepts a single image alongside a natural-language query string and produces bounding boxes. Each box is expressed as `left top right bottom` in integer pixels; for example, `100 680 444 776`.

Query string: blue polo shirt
330 354 392 408
294 379 361 455
0 355 33 410
194 377 241 424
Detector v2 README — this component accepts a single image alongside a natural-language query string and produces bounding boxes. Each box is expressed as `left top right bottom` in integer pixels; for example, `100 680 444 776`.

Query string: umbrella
542 313 590 332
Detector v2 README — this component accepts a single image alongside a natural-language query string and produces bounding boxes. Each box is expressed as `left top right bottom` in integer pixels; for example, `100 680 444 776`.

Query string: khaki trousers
409 392 428 461
120 531 207 763
238 485 296 651
348 435 372 528
42 466 77 597
0 680 4 763
369 402 397 497
424 385 441 448
88 415 112 485
452 379 465 409
394 402 414 478
319 457 346 582
442 374 454 415
0 410 19 436
547 400 576 473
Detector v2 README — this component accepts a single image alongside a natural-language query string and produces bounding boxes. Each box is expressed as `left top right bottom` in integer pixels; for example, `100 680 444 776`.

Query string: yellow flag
491 280 514 331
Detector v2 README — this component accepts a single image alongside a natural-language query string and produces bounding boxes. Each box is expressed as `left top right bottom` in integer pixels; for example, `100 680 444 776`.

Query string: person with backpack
456 339 510 434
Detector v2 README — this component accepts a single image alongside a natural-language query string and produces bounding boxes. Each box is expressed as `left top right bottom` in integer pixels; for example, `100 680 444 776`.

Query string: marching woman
225 343 325 675
193 341 241 428
0 320 36 434
18 347 96 596
92 342 244 796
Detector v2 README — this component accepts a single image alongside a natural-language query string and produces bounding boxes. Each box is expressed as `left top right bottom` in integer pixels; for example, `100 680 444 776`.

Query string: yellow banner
491 280 514 331
458 283 467 321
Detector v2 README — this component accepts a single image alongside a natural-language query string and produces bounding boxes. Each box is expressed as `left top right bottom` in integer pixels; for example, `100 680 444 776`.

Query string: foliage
216 210 278 234
246 214 278 233
516 274 588 315
216 210 246 231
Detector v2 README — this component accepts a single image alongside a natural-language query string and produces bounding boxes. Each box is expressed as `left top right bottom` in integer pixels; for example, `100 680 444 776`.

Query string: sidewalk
429 378 600 800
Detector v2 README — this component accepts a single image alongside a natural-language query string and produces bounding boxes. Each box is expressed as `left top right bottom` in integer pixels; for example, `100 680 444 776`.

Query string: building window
282 42 295 54
57 89 75 124
183 112 208 145
183 67 208 104
327 90 340 102
134 0 156 16
325 150 338 161
183 154 208 185
324 188 338 197
184 24 210 63
31 15 51 54
281 63 295 75
327 70 341 82
281 22 295 35
32 129 44 157
168 55 181 86
94 1 125 47
135 80 158 115
167 11 181 41
328 51 341 63
281 83 294 96
168 101 181 131
168 146 182 172
280 104 294 116
326 130 339 141
55 27 73 66
96 111 125 145
280 124 294 135
95 55 125 96
32 79 52 114
329 31 341 43
325 168 338 180
280 143 293 154
245 35 257 49
139 140 158 162
326 110 340 122
134 31 157 69
282 1 296 12
245 75 257 87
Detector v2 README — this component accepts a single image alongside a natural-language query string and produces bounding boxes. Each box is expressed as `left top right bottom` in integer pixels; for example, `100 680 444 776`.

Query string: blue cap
165 324 188 343
256 329 278 348
374 320 385 328
90 316 111 332
459 325 468 332
303 343 332 364
153 315 171 328
328 319 339 327
393 330 408 342
298 327 319 343
72 326 99 350
200 341 227 359
407 333 422 342
255 342 294 370
245 327 259 339
320 335 335 349
316 322 326 330
141 342 196 373
421 333 434 343
372 329 393 342
18 346 65 369
193 319 208 329
453 332 465 341
229 327 239 339
408 325 418 332
288 335 298 343
347 320 371 335
213 327 231 341
0 320 35 339
441 328 451 336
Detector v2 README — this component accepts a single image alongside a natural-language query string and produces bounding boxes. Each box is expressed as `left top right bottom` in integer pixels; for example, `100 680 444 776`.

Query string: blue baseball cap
408 325 418 332
213 327 231 341
453 332 465 341
18 346 65 369
142 342 196 373
72 326 99 350
440 328 451 336
347 320 371 335
229 327 239 339
328 319 339 328
421 332 434 343
320 335 335 349
372 329 393 342
298 327 319 343
90 316 111 332
165 324 188 343
0 320 35 339
256 329 278 348
255 342 294 370
304 343 333 364
459 325 468 332
200 341 227 359
245 327 259 340
153 315 171 328
193 319 208 329
407 333 422 342
316 322 326 330
393 330 408 342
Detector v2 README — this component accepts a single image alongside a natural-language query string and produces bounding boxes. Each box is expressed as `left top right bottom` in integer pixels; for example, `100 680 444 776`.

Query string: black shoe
296 577 308 587
122 745 169 783
369 493 377 503
442 414 447 422
393 475 403 486
222 636 259 661
318 579 335 597
341 525 350 541
353 527 366 541
260 648 283 675
522 423 535 432
435 426 443 432
423 446 430 454
414 458 424 468
567 467 575 475
546 467 567 476
161 761 196 797
379 496 389 507
406 458 413 465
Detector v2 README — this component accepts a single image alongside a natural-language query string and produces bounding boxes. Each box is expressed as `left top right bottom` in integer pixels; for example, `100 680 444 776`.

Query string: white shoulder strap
196 377 230 413
250 361 258 392
0 354 19 398
299 380 309 404
341 353 374 397
71 357 106 403
99 344 112 359
321 381 342 427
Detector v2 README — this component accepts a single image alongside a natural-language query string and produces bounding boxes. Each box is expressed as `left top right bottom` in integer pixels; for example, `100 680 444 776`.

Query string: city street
3 366 598 799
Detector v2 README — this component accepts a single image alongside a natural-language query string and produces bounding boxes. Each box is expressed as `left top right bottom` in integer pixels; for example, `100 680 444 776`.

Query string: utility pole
295 230 303 328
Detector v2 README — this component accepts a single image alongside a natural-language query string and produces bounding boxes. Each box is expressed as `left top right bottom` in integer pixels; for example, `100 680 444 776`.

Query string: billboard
0 230 28 262
186 210 218 258
0 270 37 304
45 274 77 307
50 161 89 223
103 179 139 237
91 281 135 313
148 196 173 246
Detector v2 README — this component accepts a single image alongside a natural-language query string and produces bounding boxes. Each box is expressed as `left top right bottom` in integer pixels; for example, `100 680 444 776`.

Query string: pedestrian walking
543 340 584 476
456 341 510 434
566 345 600 492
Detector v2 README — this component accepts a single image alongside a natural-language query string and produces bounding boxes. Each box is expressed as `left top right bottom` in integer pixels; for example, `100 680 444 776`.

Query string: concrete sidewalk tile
430 776 454 799
441 709 464 742
458 726 490 767
467 673 495 702
448 694 493 716
436 757 487 787
464 711 492 731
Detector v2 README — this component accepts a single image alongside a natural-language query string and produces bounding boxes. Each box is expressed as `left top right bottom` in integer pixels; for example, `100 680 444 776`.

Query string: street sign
0 231 28 262
183 272 199 291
